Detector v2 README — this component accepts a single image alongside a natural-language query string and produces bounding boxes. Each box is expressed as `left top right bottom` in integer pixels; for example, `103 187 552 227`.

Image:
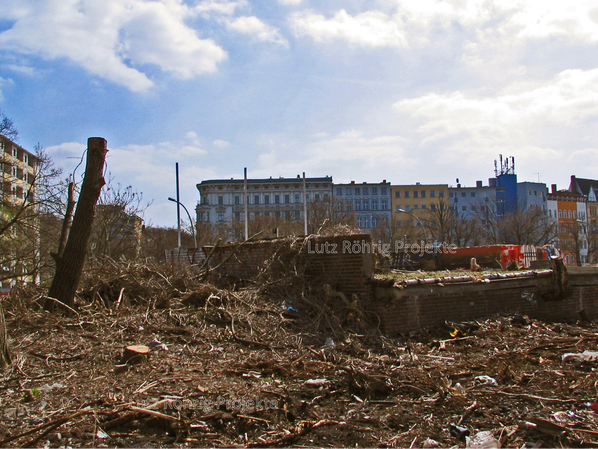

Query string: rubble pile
1 263 598 448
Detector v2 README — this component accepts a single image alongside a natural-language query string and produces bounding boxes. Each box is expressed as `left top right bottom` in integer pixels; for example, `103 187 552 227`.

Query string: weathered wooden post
45 138 108 312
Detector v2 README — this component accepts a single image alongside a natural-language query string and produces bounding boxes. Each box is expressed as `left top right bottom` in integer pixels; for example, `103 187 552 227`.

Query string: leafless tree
88 178 149 261
0 109 18 141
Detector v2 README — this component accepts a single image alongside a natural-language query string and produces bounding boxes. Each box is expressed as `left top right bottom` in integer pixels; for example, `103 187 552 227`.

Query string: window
264 195 270 204
363 187 368 195
372 199 378 210
439 190 445 197
355 199 362 211
254 195 260 204
413 191 419 198
294 194 300 203
346 201 353 211
285 194 290 204
315 193 320 201
404 191 410 198
355 187 360 195
306 194 310 202
294 210 300 220
395 191 401 198
336 187 343 195
449 192 454 198
431 204 436 211
430 190 435 197
357 217 364 228
413 205 419 209
421 191 426 198
461 192 466 197
470 192 476 197
275 194 280 204
234 195 240 205
372 216 378 227
363 199 369 209
405 205 411 212
234 212 241 220
372 187 378 194
462 206 467 212
395 205 402 213
421 204 427 209
381 187 387 195
217 212 224 222
346 188 352 195
218 195 224 205
381 199 388 210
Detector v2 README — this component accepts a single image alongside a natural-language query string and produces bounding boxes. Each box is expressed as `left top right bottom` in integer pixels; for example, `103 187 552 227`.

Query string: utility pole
175 162 181 248
244 167 249 241
303 172 308 236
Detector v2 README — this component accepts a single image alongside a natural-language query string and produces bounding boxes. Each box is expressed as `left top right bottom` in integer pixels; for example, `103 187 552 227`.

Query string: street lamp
397 208 429 244
168 197 197 248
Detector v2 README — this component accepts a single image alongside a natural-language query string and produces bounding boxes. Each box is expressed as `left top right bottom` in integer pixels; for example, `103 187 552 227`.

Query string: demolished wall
206 234 374 302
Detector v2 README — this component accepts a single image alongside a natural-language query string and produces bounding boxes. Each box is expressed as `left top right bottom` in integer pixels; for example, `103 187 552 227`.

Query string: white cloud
224 16 289 46
0 0 227 92
193 0 248 17
213 139 230 148
289 1 598 49
391 67 598 183
278 0 302 5
253 130 412 182
290 9 408 47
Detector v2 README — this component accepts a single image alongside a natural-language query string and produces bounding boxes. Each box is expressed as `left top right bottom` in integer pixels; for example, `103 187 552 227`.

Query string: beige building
390 183 449 231
1 136 39 206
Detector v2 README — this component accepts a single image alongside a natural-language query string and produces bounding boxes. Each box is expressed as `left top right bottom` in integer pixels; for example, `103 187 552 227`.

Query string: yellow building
1 136 39 206
0 136 40 288
390 183 449 234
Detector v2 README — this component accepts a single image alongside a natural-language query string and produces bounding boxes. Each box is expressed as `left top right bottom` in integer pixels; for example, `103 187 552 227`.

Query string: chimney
476 180 483 188
551 184 557 194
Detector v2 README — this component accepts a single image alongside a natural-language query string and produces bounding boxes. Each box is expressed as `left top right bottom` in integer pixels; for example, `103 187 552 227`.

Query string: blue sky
1 0 598 226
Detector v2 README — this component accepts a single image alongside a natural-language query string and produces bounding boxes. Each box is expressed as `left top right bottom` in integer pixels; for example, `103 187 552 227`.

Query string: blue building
450 156 547 219
333 180 392 232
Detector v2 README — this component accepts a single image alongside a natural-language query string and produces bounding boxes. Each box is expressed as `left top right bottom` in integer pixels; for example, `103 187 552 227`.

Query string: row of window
395 190 445 199
550 209 586 220
209 193 329 206
342 198 389 211
198 210 306 223
336 186 388 196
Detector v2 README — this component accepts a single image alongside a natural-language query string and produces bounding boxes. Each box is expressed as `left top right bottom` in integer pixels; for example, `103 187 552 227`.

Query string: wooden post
0 300 10 368
45 138 108 312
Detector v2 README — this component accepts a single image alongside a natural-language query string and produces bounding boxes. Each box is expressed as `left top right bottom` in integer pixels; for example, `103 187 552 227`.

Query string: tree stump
122 345 150 365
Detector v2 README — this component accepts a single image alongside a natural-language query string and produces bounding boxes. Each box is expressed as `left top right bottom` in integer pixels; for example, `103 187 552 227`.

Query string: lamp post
397 208 429 244
168 197 197 249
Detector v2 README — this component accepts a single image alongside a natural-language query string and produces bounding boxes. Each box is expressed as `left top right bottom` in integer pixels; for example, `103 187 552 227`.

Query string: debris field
1 261 598 448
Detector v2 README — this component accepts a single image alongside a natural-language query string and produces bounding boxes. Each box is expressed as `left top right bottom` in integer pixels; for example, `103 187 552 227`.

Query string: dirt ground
1 262 598 448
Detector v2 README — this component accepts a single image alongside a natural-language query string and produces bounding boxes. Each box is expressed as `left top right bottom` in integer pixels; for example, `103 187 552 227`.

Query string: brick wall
207 234 374 301
369 270 598 335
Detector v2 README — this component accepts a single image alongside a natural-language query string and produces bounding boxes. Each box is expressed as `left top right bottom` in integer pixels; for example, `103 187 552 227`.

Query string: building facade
547 184 588 265
333 181 391 232
196 175 333 228
0 136 39 206
391 183 449 232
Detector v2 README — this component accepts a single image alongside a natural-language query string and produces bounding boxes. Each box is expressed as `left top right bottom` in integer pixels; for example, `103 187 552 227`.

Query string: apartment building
391 183 449 229
196 175 333 225
0 136 39 206
332 180 391 232
547 184 588 265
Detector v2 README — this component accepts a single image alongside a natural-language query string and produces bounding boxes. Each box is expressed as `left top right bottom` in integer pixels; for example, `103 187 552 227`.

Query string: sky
1 0 598 227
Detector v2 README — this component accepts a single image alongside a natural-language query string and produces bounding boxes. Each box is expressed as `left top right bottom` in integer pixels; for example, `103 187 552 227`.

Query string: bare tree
307 197 356 234
472 200 557 246
88 178 149 261
428 199 482 247
0 109 18 141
